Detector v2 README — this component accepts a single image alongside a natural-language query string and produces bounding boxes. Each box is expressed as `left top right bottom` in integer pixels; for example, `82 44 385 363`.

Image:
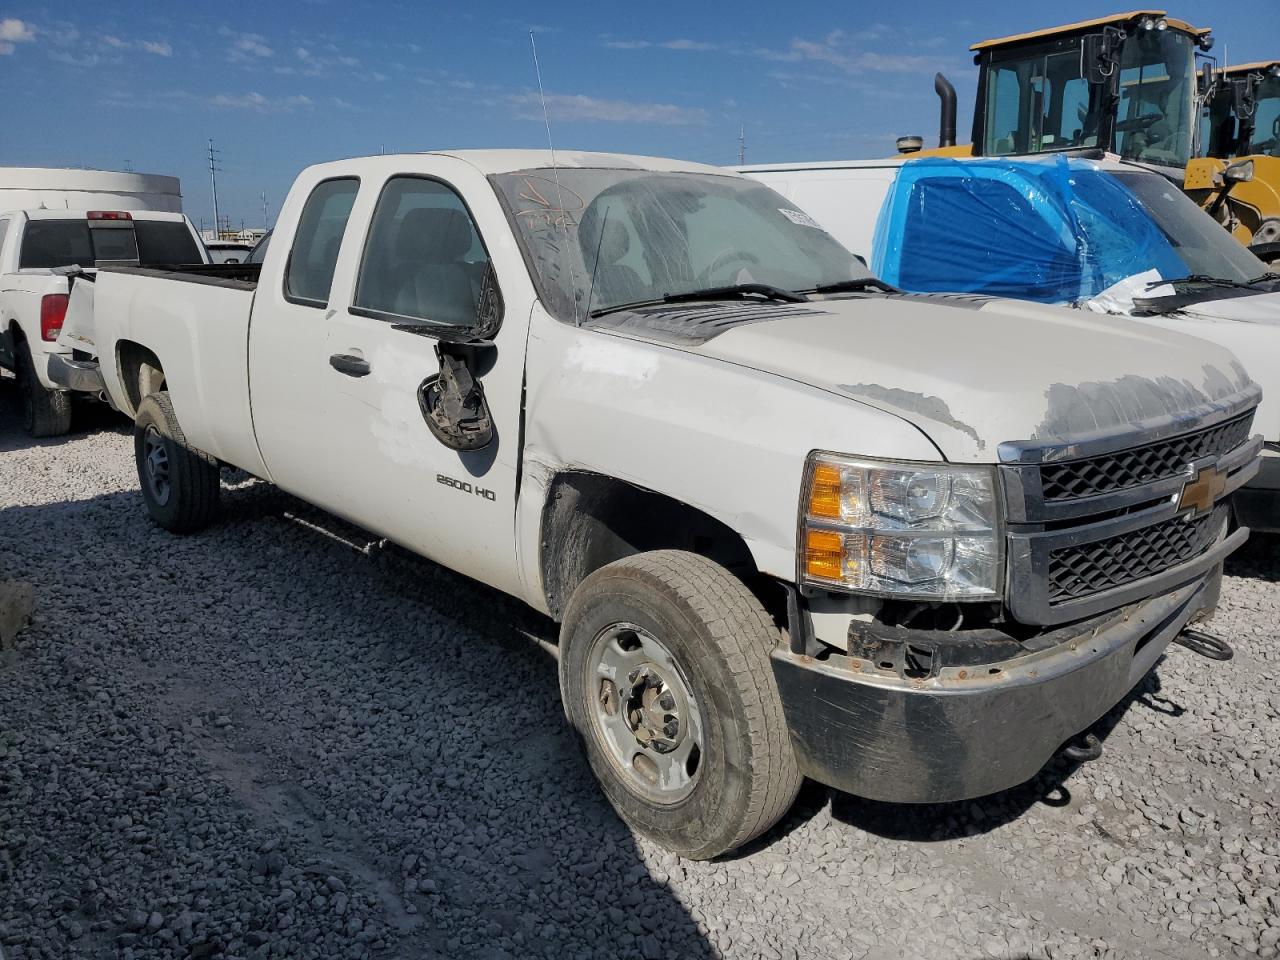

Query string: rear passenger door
248 175 364 517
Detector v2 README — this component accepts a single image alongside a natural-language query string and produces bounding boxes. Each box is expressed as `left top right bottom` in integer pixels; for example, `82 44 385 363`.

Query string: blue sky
0 1 1276 230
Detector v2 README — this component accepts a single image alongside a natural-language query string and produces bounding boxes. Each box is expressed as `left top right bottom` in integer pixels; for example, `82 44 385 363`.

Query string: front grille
1047 506 1228 604
1040 413 1254 501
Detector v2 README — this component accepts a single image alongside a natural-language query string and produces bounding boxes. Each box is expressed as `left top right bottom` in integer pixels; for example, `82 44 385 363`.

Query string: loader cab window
1248 76 1280 157
285 177 359 307
1113 28 1196 168
352 176 495 331
984 49 1101 157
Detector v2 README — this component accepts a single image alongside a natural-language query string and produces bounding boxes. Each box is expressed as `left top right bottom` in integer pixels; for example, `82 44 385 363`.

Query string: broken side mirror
418 345 495 451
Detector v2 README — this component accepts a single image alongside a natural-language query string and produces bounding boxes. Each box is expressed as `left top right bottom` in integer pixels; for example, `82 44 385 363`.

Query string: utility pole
207 139 222 240
738 123 745 165
261 191 269 230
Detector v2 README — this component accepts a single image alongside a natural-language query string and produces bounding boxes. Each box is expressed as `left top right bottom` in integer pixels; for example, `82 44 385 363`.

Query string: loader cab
1209 62 1280 159
971 11 1213 172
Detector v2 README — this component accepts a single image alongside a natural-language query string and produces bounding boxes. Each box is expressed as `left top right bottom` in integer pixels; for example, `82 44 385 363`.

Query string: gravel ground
1 382 1277 960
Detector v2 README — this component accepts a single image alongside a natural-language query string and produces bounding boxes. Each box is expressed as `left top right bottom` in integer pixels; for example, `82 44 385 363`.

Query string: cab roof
970 10 1210 52
1223 61 1280 76
399 150 730 178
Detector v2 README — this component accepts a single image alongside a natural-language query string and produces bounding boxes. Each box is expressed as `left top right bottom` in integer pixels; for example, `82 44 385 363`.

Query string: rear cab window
285 178 360 306
18 217 203 269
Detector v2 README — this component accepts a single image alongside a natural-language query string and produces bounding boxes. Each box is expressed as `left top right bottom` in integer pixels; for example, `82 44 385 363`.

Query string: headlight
799 453 1002 600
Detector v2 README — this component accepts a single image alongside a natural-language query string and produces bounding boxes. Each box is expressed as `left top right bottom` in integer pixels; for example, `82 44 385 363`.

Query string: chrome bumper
46 353 105 394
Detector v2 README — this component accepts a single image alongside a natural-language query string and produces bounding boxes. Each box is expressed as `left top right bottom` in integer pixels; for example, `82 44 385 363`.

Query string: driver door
317 167 530 597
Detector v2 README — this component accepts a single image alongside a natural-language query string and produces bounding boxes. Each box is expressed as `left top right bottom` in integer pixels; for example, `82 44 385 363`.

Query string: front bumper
1234 444 1280 533
46 353 105 395
771 554 1233 804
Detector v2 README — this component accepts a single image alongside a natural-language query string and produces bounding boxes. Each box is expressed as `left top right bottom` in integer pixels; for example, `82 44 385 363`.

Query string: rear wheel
14 340 71 437
133 392 221 533
559 550 801 859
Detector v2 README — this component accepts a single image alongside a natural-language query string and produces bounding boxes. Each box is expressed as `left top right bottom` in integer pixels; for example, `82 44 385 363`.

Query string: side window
353 176 494 330
985 65 1024 155
285 178 359 306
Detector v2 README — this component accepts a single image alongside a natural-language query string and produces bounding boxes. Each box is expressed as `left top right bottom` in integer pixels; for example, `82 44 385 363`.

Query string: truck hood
690 295 1257 463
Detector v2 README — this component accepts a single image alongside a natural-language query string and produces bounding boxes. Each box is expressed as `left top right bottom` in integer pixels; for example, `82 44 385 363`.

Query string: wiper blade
587 283 806 319
660 282 808 305
1147 274 1261 290
806 278 896 295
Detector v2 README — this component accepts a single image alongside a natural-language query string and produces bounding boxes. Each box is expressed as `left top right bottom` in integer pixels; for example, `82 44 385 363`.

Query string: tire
14 339 71 437
133 392 221 534
559 550 801 859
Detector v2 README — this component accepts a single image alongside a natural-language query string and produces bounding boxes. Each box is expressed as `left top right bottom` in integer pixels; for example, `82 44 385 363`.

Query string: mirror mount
419 344 495 451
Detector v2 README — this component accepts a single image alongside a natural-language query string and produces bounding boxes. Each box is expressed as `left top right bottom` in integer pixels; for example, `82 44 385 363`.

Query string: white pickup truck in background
0 208 206 435
69 150 1263 857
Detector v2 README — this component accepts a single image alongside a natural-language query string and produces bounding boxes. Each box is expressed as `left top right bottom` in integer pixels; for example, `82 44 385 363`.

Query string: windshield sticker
778 208 821 228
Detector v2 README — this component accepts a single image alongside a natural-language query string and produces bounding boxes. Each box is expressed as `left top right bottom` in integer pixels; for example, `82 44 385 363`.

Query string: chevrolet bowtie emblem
1177 462 1227 518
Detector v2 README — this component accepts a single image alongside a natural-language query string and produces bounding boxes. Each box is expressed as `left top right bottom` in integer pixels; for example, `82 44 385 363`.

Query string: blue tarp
871 155 1186 304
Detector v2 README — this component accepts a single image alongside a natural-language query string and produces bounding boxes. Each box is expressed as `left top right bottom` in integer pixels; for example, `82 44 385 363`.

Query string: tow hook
1174 629 1234 661
1061 732 1103 763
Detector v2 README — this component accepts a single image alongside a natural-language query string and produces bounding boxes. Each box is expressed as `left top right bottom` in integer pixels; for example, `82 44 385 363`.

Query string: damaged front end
774 383 1263 804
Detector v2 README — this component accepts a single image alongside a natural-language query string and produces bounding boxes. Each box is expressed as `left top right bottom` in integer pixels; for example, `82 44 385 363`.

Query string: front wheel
559 550 801 859
15 340 71 437
133 392 221 534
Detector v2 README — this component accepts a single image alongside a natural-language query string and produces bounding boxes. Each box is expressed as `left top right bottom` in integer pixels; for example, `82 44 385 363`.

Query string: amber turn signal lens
808 463 843 519
804 529 844 581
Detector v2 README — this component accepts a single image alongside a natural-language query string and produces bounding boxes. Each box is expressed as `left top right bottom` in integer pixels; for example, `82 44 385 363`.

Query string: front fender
515 314 943 605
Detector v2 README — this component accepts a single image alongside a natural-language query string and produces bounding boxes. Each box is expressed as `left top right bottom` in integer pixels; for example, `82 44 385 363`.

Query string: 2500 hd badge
437 473 497 502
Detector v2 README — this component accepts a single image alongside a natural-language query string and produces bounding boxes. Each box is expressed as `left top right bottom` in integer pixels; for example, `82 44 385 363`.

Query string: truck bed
86 264 267 477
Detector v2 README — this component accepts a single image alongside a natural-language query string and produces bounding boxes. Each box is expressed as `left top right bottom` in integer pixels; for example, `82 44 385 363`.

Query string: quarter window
285 178 359 306
353 177 493 330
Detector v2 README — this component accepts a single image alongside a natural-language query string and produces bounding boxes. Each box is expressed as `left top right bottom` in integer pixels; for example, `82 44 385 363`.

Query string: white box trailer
0 167 183 215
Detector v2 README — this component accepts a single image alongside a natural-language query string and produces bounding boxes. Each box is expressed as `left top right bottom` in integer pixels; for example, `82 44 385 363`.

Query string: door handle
329 353 370 378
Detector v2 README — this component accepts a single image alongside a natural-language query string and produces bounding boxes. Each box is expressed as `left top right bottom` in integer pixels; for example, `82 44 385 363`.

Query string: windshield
19 219 202 269
490 168 871 320
1247 76 1280 157
1112 171 1271 281
1113 29 1196 168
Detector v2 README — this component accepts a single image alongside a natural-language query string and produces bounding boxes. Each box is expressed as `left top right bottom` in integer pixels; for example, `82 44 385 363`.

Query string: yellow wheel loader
898 11 1280 263
1195 61 1280 262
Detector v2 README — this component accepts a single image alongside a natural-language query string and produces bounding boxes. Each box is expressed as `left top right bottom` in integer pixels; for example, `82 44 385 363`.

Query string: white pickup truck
72 151 1263 858
0 208 206 435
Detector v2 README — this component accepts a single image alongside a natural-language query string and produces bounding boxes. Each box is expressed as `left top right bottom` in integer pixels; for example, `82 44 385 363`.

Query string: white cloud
221 28 273 62
0 17 35 54
209 91 312 112
103 34 127 48
509 92 707 126
603 37 717 52
758 35 937 74
141 40 172 57
661 39 716 51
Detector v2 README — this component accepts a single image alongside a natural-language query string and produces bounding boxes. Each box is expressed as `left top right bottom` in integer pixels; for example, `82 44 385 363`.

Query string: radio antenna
529 30 583 325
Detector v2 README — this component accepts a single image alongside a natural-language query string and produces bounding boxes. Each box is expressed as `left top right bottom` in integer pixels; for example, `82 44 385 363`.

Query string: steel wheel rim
585 621 704 804
142 424 172 506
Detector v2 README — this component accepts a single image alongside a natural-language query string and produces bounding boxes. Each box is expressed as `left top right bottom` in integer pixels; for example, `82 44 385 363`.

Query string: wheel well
539 471 778 622
116 341 166 417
